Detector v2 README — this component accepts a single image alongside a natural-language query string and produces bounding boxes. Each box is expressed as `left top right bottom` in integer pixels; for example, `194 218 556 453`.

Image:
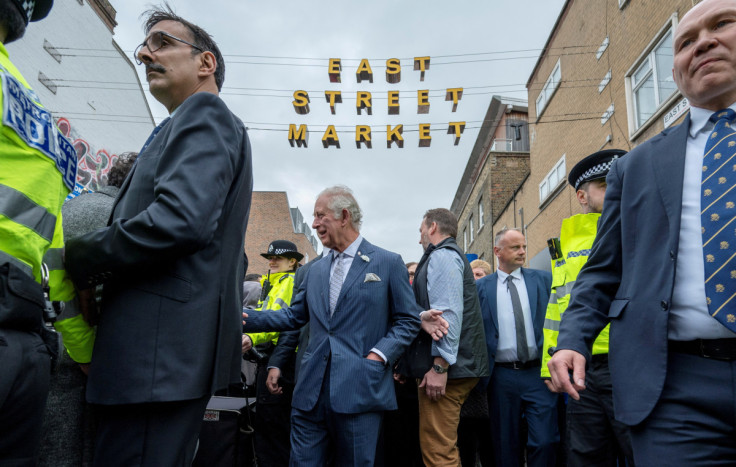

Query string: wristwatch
432 364 449 374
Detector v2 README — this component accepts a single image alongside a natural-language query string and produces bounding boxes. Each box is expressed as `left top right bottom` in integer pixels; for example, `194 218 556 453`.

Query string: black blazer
66 92 253 404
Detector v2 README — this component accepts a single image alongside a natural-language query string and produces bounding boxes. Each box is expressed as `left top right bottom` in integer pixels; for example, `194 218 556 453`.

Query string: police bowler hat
261 240 304 262
10 0 53 23
568 149 627 191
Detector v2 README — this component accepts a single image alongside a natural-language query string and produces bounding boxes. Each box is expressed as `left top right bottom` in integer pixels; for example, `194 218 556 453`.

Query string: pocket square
364 273 381 282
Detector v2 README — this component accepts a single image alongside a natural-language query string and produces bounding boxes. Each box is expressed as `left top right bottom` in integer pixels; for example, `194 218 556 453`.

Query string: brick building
456 0 696 272
245 192 319 275
450 96 530 265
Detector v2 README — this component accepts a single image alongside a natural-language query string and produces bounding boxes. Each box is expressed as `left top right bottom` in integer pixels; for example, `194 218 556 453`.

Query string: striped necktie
701 108 736 332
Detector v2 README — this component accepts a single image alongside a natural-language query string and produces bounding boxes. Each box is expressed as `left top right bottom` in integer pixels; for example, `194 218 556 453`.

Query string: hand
242 310 249 326
421 309 449 341
366 351 384 363
78 363 90 375
241 334 252 354
393 372 406 384
266 368 283 394
77 288 99 326
545 349 587 400
419 367 447 401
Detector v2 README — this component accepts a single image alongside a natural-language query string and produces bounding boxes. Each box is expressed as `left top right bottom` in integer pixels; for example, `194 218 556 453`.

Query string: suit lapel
651 115 690 234
314 253 332 317
521 268 542 329
488 272 499 330
335 239 372 312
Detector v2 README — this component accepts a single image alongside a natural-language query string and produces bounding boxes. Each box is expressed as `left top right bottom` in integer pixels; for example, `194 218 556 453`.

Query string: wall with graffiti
57 117 119 192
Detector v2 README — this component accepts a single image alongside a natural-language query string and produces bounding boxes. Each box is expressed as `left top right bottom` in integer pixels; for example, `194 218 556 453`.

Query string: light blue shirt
495 268 538 362
426 247 464 365
669 105 736 340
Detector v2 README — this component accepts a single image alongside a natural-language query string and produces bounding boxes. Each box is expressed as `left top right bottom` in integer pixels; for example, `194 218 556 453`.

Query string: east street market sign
288 57 466 149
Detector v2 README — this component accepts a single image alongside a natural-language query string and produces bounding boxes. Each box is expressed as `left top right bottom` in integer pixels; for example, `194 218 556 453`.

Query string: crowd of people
2 0 736 466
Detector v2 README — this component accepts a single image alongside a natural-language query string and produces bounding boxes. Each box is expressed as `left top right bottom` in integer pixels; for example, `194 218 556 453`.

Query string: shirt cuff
370 348 388 364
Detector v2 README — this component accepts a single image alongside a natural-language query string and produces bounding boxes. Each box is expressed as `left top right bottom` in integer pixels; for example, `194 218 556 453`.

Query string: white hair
318 185 363 231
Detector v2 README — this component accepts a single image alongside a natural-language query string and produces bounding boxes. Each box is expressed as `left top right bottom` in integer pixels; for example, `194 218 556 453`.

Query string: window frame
539 154 566 205
535 58 561 119
625 14 680 139
478 198 484 230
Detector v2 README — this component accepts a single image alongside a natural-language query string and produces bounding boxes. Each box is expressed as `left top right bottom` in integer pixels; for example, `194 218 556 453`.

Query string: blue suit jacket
556 117 693 426
245 239 421 413
477 268 552 376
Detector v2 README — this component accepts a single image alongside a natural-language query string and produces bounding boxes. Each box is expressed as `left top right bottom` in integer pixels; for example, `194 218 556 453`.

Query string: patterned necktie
701 108 736 332
138 117 170 155
506 275 530 362
329 253 345 316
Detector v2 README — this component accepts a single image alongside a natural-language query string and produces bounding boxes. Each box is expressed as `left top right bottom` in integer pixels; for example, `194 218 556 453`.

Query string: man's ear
199 50 217 78
341 209 350 227
576 188 587 207
429 221 438 236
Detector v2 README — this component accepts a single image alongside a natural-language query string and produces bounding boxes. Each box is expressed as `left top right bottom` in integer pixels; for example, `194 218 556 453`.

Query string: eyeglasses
134 31 204 65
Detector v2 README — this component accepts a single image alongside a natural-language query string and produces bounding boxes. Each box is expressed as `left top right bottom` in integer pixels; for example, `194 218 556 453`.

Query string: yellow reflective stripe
548 292 557 305
43 247 64 271
274 297 288 309
0 249 34 277
544 318 560 332
0 184 56 242
555 281 576 297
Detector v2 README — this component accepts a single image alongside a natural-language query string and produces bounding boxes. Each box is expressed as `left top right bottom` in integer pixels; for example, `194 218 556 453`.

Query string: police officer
243 240 303 467
0 0 94 463
541 149 633 466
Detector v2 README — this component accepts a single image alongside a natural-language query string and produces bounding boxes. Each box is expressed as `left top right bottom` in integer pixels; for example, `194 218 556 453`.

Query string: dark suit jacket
66 92 253 405
477 268 552 377
245 239 421 413
556 117 693 426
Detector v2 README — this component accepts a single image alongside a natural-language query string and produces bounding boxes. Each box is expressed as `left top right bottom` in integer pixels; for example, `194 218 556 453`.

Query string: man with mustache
64 6 252 466
547 0 736 463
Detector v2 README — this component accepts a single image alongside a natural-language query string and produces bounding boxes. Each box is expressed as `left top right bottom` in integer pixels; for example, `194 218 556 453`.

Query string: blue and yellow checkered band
701 108 736 332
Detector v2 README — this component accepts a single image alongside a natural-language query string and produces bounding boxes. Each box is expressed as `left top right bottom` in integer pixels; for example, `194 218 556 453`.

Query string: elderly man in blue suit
477 228 557 467
244 185 447 466
547 0 736 464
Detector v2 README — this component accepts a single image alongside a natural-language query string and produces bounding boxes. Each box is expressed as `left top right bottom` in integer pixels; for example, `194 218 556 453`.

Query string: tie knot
506 275 514 284
710 109 736 124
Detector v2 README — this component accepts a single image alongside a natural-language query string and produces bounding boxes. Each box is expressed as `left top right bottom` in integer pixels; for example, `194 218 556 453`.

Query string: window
469 216 474 244
599 70 611 93
629 26 677 131
535 59 561 118
478 198 484 229
463 228 468 251
601 103 615 125
539 155 566 203
596 37 609 60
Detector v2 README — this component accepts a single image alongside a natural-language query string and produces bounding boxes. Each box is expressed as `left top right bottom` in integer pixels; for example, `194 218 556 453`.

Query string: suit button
661 300 669 310
670 251 675 260
495 333 499 338
323 355 328 361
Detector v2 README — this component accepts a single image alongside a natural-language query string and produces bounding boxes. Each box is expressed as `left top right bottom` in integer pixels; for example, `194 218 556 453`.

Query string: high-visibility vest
541 213 610 378
0 43 94 363
247 271 295 347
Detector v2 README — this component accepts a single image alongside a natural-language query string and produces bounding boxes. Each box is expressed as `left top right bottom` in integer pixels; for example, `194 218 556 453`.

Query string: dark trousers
289 363 382 466
93 395 210 467
0 328 51 465
488 365 559 467
254 363 293 467
567 356 633 466
630 351 736 466
381 379 424 467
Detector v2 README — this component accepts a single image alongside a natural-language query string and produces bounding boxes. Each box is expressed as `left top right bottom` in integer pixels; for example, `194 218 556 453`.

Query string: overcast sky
110 0 566 262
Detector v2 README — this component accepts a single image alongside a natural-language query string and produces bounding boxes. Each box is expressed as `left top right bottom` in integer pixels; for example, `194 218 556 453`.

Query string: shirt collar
332 235 362 260
688 102 736 138
497 267 522 282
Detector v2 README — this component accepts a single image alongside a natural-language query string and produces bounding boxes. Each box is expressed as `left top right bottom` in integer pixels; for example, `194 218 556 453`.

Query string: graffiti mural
56 117 118 191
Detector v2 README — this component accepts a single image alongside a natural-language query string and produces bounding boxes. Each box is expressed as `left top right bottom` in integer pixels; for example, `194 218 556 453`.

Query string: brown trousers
418 377 479 467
